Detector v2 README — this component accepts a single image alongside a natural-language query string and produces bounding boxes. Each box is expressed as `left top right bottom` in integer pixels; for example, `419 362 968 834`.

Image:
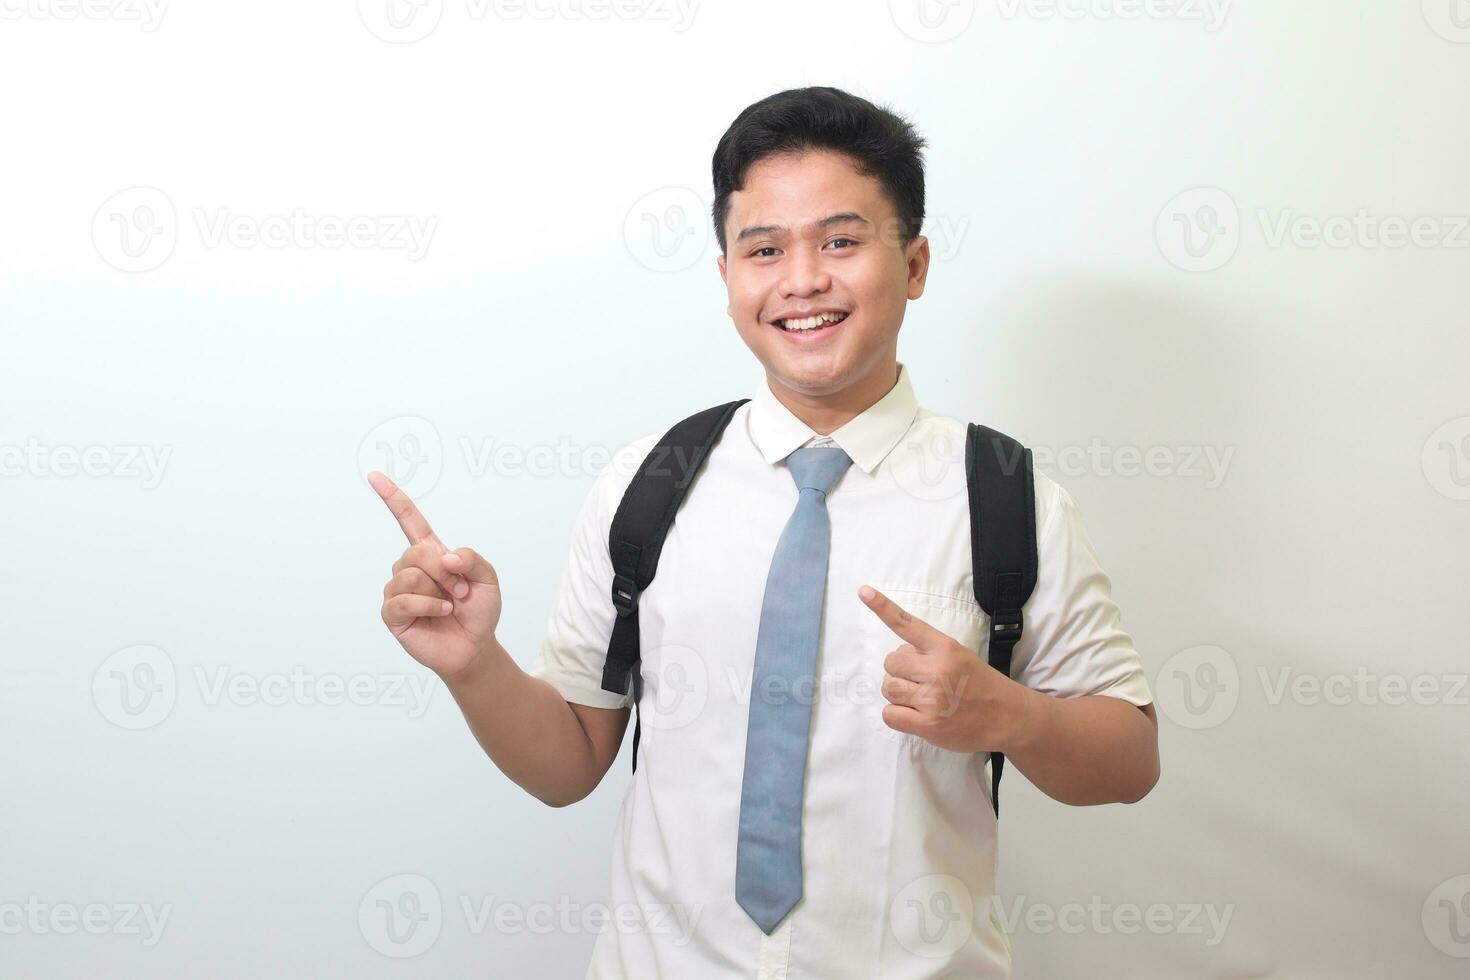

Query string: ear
906 235 930 301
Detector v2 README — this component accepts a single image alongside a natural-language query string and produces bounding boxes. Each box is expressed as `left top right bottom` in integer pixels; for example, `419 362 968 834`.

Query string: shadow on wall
975 276 1460 976
970 275 1260 448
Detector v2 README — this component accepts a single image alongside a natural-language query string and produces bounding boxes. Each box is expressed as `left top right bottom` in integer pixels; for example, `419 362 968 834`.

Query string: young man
370 86 1159 978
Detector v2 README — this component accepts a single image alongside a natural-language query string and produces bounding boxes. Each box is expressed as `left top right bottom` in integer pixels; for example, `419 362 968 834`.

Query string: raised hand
858 584 1028 753
370 470 502 680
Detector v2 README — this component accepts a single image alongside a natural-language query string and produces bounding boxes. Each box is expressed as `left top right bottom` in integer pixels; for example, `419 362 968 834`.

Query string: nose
778 242 831 298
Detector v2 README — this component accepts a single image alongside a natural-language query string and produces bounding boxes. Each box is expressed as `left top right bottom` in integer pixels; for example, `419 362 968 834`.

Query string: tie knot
785 446 853 496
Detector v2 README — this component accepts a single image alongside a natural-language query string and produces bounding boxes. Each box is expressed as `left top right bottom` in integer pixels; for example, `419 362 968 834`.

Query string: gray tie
735 445 854 935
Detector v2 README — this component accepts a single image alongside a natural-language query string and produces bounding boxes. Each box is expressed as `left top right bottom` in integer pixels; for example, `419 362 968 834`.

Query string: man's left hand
859 584 1035 754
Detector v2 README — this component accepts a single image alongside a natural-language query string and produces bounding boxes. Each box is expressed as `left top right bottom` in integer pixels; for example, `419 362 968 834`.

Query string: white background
2 0 1467 976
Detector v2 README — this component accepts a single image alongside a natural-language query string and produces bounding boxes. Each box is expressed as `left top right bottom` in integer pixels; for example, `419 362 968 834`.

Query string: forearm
440 636 602 807
1001 686 1159 806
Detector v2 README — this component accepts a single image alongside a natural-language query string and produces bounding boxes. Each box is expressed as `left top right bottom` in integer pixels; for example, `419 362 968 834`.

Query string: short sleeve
1008 479 1153 706
526 460 635 710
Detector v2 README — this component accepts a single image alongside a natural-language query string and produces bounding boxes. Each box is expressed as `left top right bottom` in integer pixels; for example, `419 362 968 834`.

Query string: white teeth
780 312 848 331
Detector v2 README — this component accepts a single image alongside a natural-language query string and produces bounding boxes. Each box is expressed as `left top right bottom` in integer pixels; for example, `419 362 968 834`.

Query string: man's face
718 149 929 401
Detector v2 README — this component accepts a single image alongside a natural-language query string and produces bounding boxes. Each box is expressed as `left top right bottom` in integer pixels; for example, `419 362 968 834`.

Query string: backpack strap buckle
611 573 639 618
991 608 1024 647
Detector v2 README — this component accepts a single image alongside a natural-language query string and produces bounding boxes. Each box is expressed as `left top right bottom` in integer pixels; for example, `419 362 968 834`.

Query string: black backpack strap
600 399 750 774
966 423 1039 818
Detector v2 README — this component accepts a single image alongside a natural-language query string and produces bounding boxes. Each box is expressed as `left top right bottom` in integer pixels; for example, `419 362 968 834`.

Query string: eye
827 237 858 250
750 246 779 258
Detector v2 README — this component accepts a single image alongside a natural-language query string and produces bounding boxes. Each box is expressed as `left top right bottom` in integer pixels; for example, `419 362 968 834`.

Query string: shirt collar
748 361 919 476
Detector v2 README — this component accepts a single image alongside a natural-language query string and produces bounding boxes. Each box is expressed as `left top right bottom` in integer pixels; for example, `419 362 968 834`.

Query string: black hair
710 86 927 256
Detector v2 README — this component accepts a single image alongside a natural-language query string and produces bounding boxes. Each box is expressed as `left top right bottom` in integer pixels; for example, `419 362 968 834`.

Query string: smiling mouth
774 311 850 332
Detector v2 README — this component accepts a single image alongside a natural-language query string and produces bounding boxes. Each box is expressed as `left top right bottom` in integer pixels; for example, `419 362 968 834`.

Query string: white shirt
530 361 1153 979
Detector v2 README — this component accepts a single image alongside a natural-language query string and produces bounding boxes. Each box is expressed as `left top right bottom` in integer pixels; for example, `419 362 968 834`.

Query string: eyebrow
734 212 873 244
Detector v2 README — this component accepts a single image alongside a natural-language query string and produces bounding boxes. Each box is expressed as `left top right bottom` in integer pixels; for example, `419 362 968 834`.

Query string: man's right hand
369 470 502 681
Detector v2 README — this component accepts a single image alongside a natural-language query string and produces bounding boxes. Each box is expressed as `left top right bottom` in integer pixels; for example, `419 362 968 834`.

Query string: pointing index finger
859 585 944 649
367 470 439 546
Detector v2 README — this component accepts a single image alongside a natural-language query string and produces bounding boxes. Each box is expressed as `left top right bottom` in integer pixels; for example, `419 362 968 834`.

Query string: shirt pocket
854 583 990 754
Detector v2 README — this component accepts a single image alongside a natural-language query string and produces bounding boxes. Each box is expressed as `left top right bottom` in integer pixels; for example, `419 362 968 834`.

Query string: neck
766 359 900 436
